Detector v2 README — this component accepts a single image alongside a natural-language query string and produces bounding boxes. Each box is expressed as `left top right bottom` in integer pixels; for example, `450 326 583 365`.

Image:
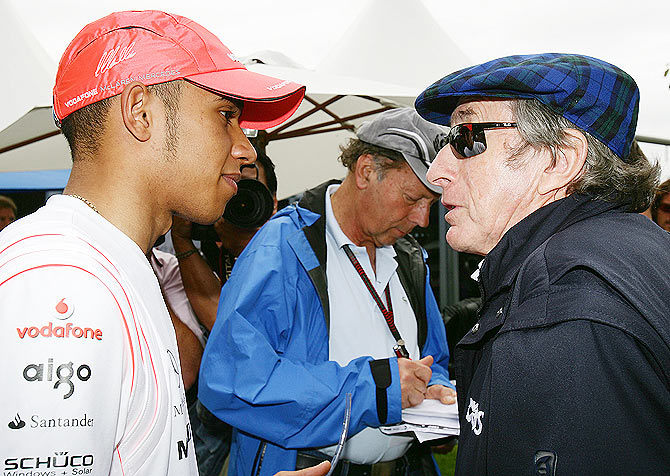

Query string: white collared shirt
320 184 418 464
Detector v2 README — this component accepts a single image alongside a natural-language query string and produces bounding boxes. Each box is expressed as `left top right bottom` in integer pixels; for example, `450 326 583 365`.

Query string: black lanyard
341 244 410 359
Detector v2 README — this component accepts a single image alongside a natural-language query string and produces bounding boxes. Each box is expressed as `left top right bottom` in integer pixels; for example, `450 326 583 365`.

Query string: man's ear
272 195 278 215
353 154 377 190
120 82 153 142
537 129 588 197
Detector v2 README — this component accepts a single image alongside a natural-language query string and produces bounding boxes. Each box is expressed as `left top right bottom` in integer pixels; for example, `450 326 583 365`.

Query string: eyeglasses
447 122 518 158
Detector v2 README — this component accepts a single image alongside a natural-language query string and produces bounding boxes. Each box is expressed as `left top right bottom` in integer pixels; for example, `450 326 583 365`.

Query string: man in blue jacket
417 53 670 475
200 108 456 476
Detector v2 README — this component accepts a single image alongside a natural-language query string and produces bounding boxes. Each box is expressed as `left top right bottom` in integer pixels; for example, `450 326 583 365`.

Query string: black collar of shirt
479 194 627 303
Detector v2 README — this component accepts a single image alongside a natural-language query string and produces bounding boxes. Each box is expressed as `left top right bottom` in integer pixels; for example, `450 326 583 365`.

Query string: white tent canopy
242 0 472 198
0 0 68 178
0 1 55 133
0 0 470 199
244 51 420 198
317 0 470 89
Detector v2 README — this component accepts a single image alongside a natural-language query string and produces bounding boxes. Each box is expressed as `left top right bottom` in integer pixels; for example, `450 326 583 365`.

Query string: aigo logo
22 358 92 399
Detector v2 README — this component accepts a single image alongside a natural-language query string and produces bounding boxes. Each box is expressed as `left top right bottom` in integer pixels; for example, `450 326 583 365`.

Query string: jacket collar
479 194 626 302
298 179 342 216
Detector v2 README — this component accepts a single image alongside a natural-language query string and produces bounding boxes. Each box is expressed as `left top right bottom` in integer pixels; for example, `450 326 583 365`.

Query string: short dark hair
255 150 277 196
338 138 405 179
60 80 184 160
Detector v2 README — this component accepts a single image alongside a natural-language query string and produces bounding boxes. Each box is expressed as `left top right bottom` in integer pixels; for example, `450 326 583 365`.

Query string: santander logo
95 42 137 77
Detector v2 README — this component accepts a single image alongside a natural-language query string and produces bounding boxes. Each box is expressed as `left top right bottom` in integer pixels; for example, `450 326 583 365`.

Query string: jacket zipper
251 441 267 476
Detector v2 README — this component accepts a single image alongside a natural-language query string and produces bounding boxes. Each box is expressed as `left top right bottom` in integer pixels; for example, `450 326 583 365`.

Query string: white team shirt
0 195 198 476
321 184 418 464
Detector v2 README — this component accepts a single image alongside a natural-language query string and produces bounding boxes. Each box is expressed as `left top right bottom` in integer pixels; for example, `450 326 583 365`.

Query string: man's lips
441 201 457 211
441 202 459 224
221 173 241 192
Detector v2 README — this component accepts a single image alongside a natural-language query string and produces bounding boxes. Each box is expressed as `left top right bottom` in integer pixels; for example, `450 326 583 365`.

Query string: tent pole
0 130 61 154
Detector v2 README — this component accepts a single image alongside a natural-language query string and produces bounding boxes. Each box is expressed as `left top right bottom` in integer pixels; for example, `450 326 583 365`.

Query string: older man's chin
446 229 488 256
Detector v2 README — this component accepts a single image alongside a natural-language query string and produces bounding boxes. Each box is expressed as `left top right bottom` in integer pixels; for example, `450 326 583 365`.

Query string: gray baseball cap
356 107 447 193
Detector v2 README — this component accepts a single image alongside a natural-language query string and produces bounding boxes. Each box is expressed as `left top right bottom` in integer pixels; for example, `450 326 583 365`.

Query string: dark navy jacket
454 194 670 476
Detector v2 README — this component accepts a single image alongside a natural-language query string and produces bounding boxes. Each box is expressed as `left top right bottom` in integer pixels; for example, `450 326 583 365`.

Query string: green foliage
434 444 457 476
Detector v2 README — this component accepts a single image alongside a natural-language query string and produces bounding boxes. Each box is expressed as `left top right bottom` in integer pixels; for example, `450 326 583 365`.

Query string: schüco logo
4 451 94 472
16 298 103 341
22 358 92 400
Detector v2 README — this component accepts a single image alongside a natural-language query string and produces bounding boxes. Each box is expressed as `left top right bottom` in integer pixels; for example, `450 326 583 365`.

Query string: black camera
191 179 274 241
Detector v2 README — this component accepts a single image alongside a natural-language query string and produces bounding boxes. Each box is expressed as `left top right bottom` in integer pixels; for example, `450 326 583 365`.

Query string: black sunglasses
447 122 518 158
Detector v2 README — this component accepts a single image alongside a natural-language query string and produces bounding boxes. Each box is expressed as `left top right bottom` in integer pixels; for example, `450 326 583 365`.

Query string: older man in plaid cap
416 53 670 475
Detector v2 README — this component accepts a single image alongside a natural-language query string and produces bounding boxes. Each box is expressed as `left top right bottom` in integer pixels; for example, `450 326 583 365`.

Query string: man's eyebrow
450 106 479 126
213 95 244 112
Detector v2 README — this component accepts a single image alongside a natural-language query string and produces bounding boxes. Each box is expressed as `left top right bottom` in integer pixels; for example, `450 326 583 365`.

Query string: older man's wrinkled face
426 99 550 255
360 161 438 248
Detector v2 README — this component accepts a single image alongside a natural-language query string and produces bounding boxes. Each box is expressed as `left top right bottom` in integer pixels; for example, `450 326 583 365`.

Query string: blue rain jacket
199 181 451 476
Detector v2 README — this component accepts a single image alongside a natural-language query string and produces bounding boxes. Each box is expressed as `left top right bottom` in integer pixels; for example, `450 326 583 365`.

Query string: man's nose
427 146 456 189
231 125 257 167
409 201 431 228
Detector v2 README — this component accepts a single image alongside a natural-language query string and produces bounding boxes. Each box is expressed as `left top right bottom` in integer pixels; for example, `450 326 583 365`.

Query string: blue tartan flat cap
415 53 639 159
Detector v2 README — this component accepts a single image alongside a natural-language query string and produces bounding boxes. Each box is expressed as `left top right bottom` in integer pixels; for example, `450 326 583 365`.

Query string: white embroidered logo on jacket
465 398 484 436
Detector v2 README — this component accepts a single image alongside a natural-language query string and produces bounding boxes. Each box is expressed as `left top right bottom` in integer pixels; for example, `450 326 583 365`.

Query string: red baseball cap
53 10 306 130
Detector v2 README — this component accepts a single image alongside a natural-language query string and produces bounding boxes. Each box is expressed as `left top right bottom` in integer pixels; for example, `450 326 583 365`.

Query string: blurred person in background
0 195 17 231
650 178 670 231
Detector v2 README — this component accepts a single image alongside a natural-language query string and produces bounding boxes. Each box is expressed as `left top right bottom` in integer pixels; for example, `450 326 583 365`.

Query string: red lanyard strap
342 244 410 359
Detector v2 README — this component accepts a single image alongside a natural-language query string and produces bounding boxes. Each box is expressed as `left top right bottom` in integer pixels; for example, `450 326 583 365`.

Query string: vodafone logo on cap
95 42 137 78
53 298 74 320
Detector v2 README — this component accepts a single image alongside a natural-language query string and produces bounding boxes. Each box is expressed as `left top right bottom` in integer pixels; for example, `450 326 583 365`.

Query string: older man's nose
409 202 431 228
427 146 456 189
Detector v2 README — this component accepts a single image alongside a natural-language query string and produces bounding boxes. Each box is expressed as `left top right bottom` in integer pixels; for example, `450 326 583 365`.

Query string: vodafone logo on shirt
16 298 103 341
53 298 75 319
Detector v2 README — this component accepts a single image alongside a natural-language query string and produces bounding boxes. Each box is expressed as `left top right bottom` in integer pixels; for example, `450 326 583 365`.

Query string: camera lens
223 179 274 229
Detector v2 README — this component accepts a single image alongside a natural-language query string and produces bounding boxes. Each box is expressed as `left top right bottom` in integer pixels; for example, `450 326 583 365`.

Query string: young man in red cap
0 10 325 476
